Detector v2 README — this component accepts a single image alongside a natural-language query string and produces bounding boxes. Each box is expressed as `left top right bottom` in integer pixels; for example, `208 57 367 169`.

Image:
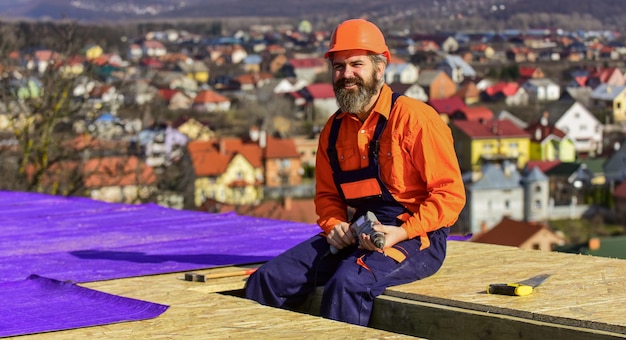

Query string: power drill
329 211 385 255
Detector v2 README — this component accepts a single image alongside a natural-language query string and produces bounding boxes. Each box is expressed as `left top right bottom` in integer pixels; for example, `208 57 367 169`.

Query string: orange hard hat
324 19 390 62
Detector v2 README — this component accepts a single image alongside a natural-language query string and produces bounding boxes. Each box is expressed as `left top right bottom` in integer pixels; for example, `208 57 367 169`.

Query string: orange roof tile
193 90 230 104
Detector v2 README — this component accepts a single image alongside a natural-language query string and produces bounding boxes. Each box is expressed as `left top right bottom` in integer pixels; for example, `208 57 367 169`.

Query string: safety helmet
324 19 390 63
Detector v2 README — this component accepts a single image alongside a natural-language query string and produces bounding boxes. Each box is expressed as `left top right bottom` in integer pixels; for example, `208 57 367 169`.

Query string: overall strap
327 92 402 172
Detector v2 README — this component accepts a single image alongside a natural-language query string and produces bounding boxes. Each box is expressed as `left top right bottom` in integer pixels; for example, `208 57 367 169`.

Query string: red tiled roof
83 156 157 187
455 106 493 121
158 89 180 101
193 90 230 104
472 217 548 247
485 82 519 96
306 83 335 99
187 140 230 176
265 136 300 159
428 97 467 114
525 160 561 173
453 119 529 139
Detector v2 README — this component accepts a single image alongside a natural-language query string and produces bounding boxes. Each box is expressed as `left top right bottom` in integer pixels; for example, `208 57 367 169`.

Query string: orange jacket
315 84 466 240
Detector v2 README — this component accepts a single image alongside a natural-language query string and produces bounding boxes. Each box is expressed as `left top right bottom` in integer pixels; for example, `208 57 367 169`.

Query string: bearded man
245 19 466 327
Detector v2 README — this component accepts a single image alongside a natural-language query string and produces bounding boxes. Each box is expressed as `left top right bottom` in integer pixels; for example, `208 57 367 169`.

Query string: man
245 18 466 326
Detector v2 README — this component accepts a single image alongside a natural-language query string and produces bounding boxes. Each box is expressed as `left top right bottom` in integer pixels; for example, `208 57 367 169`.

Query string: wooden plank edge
370 295 626 340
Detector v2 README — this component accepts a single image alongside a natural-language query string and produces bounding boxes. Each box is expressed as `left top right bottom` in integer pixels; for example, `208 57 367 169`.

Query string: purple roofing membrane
0 191 320 284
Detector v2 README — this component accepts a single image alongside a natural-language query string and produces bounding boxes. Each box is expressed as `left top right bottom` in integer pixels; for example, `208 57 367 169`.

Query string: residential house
389 83 428 103
235 72 273 91
137 125 189 168
83 156 158 204
589 67 626 87
292 134 319 169
451 119 531 171
604 142 626 183
273 77 308 94
187 139 264 207
544 162 595 207
141 40 167 58
458 163 525 234
472 216 566 251
437 54 476 84
242 54 263 73
521 78 561 102
291 83 337 121
455 79 481 105
193 90 231 112
468 43 495 62
59 55 86 78
450 106 493 122
269 54 288 74
176 60 209 84
521 165 551 223
590 84 626 123
261 134 304 198
562 86 593 108
535 101 603 157
384 57 419 84
157 89 192 111
286 57 327 84
417 70 457 101
207 44 247 65
427 97 466 123
525 121 577 162
173 117 215 141
202 197 318 224
496 110 528 130
28 49 60 74
518 66 545 80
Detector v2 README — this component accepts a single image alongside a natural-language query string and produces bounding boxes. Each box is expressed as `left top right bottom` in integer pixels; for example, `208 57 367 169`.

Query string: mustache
335 77 364 88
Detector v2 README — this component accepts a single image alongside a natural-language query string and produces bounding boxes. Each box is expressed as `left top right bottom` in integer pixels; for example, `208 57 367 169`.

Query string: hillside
1 0 625 32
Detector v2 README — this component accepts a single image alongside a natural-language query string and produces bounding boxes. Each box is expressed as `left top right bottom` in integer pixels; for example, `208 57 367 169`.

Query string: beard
333 69 381 114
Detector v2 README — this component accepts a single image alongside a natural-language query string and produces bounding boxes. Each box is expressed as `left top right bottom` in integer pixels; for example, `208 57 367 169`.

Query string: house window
483 143 493 152
580 125 587 132
617 102 621 109
505 200 510 209
534 185 542 193
236 171 243 180
574 112 580 119
532 243 540 250
534 199 542 209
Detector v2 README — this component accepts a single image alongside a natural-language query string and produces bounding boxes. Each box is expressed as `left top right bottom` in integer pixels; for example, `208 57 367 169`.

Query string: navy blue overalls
245 93 449 326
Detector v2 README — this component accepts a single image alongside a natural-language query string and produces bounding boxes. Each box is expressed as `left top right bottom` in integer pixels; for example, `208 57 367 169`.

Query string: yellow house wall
194 154 262 206
471 137 530 170
613 90 626 122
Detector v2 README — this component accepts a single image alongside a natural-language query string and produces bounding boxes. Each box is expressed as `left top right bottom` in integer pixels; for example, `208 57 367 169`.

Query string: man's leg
245 234 344 308
320 228 449 326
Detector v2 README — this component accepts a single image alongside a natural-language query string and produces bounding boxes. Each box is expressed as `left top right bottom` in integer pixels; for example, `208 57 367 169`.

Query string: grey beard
334 80 379 114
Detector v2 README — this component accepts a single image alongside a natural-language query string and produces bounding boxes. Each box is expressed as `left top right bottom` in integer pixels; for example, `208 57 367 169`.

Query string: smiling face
331 49 385 118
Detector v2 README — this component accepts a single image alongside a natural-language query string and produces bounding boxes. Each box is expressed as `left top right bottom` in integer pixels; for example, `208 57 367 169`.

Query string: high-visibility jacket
314 84 466 246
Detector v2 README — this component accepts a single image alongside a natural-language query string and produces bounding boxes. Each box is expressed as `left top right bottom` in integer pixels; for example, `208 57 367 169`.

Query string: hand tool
329 211 385 255
487 273 551 296
181 268 258 282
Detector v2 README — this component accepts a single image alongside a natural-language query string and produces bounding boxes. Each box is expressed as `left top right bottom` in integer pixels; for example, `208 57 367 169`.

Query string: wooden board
384 242 626 335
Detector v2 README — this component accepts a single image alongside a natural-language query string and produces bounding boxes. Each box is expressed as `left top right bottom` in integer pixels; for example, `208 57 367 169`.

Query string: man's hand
359 223 409 252
327 222 355 251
